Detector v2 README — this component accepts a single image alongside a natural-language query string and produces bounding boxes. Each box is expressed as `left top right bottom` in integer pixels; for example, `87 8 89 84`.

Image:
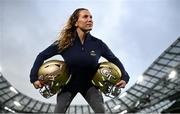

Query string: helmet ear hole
92 62 122 98
38 60 70 98
44 65 49 68
55 64 61 67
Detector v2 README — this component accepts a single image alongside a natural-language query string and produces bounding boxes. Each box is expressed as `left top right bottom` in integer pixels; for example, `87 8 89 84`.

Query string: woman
30 8 129 113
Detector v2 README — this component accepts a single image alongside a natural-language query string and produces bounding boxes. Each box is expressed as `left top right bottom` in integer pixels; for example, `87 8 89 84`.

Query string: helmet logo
100 68 116 81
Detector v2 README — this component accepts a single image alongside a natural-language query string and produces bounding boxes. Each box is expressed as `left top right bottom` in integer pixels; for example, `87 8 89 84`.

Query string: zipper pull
82 47 84 51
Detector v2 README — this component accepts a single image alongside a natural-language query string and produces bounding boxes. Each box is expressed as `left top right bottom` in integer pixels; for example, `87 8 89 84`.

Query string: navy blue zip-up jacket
30 33 129 90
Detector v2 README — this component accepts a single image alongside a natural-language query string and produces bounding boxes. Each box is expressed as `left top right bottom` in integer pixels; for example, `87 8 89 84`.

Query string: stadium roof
0 37 179 113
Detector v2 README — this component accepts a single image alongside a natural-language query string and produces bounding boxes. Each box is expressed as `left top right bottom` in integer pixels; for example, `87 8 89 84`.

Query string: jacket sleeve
99 40 130 83
30 42 59 83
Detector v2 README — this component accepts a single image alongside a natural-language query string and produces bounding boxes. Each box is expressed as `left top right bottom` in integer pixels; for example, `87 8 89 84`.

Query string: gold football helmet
38 60 70 98
92 62 122 98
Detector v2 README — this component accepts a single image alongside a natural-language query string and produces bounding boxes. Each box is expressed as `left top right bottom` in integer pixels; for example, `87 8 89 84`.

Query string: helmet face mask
105 84 121 98
92 62 122 98
39 83 60 98
38 60 70 98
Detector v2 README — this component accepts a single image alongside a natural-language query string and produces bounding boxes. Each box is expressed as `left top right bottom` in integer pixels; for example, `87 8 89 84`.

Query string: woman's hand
33 80 43 89
116 80 127 88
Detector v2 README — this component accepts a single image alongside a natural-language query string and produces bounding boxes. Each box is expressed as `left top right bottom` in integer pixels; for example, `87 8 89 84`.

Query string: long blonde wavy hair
56 8 88 52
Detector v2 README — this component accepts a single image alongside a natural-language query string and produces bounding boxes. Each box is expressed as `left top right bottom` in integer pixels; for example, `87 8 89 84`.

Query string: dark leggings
54 86 105 113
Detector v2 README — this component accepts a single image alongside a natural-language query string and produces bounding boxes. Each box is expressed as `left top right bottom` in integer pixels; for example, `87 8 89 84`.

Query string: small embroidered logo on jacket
90 50 96 56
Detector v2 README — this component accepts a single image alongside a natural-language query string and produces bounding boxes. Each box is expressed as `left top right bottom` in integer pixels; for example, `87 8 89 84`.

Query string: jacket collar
75 31 93 41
